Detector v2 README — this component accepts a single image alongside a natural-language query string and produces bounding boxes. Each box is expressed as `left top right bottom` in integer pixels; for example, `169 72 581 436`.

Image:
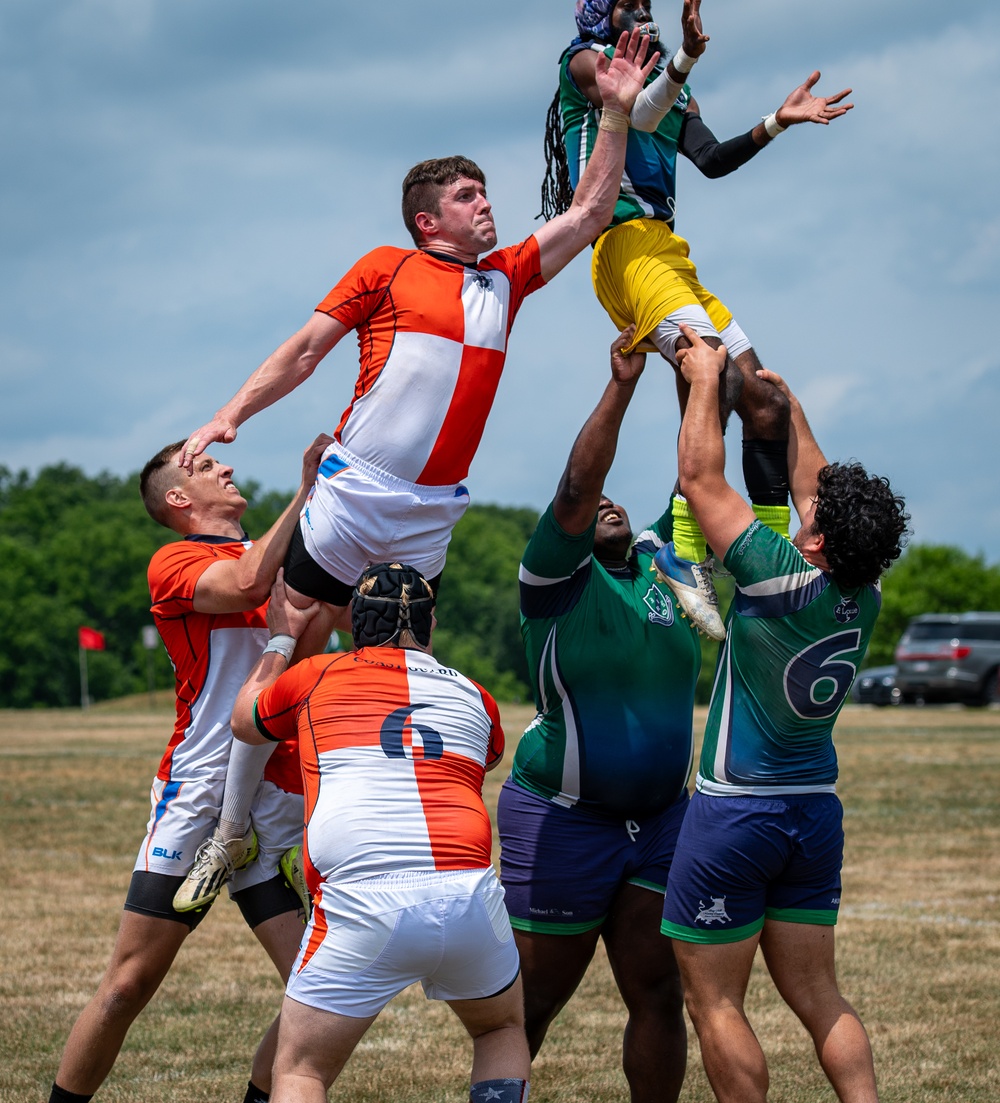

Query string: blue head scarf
575 0 614 42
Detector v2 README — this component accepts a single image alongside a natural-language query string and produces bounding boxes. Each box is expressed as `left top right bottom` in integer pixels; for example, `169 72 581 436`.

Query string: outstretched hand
595 28 660 116
178 417 237 472
610 325 646 386
681 0 710 59
675 324 727 385
776 72 853 127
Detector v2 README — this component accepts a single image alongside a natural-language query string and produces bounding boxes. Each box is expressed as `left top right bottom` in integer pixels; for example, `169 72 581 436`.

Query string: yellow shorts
592 218 733 353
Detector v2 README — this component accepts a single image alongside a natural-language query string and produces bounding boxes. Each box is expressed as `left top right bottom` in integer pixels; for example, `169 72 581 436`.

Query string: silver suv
894 612 1000 706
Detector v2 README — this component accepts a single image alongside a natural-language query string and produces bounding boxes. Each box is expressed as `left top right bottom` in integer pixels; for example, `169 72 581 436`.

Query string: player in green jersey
658 326 908 1103
497 327 700 1103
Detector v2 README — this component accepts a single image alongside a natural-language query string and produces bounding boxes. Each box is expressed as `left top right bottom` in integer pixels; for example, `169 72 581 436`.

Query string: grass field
1 700 998 1102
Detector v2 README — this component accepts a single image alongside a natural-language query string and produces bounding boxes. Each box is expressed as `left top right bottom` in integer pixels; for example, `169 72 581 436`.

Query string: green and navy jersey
699 521 882 796
514 503 700 819
559 42 690 229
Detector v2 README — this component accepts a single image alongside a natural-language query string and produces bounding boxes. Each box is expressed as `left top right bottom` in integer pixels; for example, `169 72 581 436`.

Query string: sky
3 0 998 560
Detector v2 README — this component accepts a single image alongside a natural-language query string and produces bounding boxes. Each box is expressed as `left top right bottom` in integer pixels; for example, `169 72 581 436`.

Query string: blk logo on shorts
152 847 183 861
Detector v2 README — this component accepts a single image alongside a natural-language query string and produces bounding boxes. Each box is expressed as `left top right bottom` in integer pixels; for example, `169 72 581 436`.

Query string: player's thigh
603 882 681 1013
274 994 376 1087
448 972 526 1040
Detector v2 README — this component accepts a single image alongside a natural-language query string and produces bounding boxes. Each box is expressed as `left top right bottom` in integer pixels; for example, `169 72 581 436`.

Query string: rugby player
658 328 908 1103
542 0 853 638
178 29 659 628
47 435 331 1103
498 327 700 1102
230 563 529 1103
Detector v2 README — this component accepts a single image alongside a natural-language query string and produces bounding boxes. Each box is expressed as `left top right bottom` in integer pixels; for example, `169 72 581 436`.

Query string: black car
850 665 901 707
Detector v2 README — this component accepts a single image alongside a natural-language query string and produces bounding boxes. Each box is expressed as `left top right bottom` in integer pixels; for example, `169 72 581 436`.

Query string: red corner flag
78 626 106 651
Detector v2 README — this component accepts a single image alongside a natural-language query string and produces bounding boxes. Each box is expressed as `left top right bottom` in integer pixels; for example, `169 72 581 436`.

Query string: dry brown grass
1 702 998 1102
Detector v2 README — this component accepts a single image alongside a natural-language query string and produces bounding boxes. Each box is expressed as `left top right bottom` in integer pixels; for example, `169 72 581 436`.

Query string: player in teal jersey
497 327 700 1103
542 0 853 640
658 327 908 1103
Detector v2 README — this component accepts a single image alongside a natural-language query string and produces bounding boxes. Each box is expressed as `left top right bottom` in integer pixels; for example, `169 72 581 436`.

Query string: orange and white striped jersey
149 536 302 793
317 239 544 486
253 647 504 886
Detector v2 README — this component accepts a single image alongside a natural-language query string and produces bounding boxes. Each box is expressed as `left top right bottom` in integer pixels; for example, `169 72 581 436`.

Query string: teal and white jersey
514 503 700 819
699 521 882 796
559 42 690 229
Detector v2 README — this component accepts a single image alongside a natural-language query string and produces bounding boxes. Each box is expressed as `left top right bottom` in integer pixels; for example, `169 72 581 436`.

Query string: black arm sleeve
678 111 764 180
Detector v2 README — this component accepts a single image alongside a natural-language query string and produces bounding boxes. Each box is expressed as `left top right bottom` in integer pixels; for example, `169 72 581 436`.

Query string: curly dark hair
813 462 909 589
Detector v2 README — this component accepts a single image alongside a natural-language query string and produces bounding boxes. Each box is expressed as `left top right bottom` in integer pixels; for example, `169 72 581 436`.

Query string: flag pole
79 643 90 710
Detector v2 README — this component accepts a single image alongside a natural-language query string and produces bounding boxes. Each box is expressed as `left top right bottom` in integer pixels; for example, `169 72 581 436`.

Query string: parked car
851 665 901 707
894 612 1000 706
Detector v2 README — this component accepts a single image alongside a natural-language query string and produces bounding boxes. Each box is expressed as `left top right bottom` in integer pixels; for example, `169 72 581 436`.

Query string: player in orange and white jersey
178 29 660 636
47 435 331 1103
230 563 529 1103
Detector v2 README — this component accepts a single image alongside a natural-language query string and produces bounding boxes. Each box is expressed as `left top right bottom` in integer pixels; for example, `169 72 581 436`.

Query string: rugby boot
172 825 258 912
652 542 726 641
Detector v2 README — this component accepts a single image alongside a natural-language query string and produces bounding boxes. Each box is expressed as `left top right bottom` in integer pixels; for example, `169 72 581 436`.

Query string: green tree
864 544 1000 668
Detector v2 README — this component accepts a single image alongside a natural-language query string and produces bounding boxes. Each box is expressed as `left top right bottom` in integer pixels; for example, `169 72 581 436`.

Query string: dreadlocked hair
813 462 910 590
539 89 575 221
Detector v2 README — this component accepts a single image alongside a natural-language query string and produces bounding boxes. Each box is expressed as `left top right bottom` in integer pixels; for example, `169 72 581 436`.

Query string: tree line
1 462 999 709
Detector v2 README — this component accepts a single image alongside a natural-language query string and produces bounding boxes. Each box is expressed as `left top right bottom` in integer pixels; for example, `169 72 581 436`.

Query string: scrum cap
352 562 435 649
575 0 614 42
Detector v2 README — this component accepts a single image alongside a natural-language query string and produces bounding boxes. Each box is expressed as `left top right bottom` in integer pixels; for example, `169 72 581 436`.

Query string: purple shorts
497 777 689 934
662 790 844 944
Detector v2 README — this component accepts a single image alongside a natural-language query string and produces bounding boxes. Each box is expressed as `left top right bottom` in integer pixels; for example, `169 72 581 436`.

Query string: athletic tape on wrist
598 108 629 133
762 111 786 139
261 634 296 661
672 46 697 74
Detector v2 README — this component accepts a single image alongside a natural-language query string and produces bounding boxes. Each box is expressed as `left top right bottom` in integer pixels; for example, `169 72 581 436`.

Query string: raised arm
674 326 755 560
535 29 658 281
553 327 645 535
630 0 709 132
755 368 829 523
680 70 853 179
230 570 320 745
179 310 347 471
192 433 333 613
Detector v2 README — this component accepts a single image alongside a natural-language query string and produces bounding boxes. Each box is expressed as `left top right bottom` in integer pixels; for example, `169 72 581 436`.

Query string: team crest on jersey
643 584 675 626
694 896 731 925
834 599 861 624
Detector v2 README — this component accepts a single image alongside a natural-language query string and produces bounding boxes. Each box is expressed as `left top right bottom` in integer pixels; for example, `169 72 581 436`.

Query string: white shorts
652 305 753 365
286 868 519 1018
300 443 471 588
134 775 304 892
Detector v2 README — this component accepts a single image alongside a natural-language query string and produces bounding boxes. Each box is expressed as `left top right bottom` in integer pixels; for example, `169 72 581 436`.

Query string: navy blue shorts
661 790 844 944
497 777 689 934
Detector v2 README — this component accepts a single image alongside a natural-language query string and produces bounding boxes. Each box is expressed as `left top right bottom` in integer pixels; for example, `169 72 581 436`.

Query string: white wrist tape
671 46 698 74
631 70 685 132
261 634 296 661
762 112 786 139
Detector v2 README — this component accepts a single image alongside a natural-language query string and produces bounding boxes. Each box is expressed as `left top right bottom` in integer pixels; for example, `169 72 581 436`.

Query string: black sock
49 1086 94 1103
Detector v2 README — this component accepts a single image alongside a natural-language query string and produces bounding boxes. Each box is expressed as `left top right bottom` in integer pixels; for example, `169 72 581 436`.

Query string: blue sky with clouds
3 0 998 560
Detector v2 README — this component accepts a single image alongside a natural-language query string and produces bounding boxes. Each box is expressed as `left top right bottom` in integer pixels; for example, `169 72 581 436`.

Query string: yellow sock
753 503 791 541
672 496 707 563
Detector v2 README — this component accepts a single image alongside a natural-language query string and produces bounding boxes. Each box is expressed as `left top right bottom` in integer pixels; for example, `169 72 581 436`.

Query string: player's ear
165 486 191 511
413 210 437 238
